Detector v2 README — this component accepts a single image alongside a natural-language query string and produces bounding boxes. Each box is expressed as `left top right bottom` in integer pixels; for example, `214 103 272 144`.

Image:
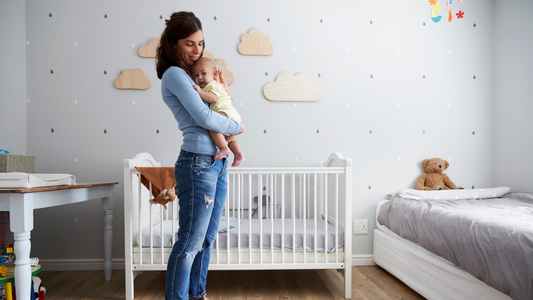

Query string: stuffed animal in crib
150 188 176 209
415 158 464 191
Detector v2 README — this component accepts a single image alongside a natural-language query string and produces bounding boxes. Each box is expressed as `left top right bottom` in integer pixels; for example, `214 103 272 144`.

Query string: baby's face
193 63 215 88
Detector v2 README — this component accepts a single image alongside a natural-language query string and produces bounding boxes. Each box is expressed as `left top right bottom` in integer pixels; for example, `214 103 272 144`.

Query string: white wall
493 0 533 193
0 0 27 154
13 0 496 268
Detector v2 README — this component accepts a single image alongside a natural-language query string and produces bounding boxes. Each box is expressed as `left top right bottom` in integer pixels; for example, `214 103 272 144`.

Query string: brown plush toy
415 158 464 190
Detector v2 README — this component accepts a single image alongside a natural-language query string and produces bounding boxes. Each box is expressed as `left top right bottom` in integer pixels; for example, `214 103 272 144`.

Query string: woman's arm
164 68 241 135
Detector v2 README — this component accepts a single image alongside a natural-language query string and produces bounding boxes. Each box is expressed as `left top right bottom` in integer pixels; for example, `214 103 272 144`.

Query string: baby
192 57 243 167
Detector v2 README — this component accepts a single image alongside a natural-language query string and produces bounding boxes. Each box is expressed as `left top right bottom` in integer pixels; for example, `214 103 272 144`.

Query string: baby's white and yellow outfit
203 81 242 124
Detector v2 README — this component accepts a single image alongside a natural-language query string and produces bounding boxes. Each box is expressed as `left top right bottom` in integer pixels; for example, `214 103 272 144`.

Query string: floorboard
35 266 424 299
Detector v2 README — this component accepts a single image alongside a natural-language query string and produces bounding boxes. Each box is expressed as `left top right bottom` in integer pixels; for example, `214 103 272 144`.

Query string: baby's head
192 57 216 88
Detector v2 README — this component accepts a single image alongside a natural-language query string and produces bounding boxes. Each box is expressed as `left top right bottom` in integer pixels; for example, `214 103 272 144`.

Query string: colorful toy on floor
33 276 46 300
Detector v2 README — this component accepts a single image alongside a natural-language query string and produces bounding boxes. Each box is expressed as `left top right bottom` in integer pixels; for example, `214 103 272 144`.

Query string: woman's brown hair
156 12 203 79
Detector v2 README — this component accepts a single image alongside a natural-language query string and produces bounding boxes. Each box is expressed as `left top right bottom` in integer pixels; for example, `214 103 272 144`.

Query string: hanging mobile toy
446 0 453 22
431 0 464 24
430 0 442 23
456 0 465 19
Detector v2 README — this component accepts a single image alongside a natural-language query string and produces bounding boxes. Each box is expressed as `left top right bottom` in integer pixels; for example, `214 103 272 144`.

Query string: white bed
373 193 516 300
124 152 353 300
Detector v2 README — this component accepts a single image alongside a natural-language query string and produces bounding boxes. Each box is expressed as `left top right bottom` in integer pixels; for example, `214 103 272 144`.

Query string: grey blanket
377 192 533 300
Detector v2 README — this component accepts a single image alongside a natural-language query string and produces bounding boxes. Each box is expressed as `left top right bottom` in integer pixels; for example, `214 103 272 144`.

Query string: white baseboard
39 256 373 271
39 259 125 271
352 255 375 266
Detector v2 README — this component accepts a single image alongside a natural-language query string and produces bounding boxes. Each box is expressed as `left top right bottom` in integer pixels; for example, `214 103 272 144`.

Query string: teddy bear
415 158 463 190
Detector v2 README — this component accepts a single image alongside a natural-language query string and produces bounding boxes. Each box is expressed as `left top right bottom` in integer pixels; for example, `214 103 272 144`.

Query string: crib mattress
137 218 344 253
0 172 76 189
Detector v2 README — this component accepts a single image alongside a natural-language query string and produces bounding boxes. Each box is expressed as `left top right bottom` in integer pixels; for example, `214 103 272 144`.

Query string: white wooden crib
123 152 353 299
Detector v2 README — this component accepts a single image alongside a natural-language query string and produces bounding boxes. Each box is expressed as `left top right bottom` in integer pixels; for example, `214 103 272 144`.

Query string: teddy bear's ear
444 160 449 170
421 159 430 169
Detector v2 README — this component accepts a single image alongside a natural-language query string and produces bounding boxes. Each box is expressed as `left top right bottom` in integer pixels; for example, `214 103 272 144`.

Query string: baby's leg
226 135 243 167
209 130 230 160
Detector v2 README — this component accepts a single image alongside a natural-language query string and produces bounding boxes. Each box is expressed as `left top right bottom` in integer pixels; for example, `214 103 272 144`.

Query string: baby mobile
430 0 465 23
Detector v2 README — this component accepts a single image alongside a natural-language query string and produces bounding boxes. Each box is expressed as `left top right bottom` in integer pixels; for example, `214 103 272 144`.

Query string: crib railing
124 152 352 299
210 168 349 270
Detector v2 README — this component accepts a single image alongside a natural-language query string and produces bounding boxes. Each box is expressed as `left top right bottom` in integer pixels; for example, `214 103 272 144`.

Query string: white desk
0 182 117 300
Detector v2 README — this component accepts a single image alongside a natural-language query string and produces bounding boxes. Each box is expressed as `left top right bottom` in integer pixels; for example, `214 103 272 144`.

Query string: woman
156 11 244 300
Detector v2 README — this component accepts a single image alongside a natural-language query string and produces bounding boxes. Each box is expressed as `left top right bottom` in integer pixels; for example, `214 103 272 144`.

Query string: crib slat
270 174 274 264
303 174 307 264
314 174 317 263
291 174 296 263
138 176 143 265
148 183 153 265
160 203 164 264
248 174 252 264
258 173 262 265
226 178 230 265
324 174 328 263
172 199 176 250
237 174 241 265
335 174 339 263
281 174 285 264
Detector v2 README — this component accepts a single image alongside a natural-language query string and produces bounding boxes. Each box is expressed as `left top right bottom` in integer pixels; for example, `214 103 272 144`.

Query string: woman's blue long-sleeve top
161 66 242 156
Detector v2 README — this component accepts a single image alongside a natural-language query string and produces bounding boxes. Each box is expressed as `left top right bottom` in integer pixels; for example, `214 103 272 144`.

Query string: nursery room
1 0 532 299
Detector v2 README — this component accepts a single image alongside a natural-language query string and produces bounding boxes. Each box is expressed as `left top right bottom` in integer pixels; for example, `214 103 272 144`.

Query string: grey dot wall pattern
22 1 495 259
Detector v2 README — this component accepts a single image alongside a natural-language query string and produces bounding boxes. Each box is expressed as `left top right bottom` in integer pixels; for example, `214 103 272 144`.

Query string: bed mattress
377 189 533 300
137 218 344 253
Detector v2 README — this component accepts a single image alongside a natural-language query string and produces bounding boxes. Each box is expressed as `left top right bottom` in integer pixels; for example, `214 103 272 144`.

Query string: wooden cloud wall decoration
203 51 234 86
115 68 151 90
138 38 160 58
238 28 273 56
263 72 322 102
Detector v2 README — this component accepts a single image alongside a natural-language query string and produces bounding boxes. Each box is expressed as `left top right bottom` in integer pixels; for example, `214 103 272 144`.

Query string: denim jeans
165 151 227 300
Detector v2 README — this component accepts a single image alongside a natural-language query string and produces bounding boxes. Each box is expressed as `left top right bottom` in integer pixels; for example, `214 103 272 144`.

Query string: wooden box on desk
0 154 36 173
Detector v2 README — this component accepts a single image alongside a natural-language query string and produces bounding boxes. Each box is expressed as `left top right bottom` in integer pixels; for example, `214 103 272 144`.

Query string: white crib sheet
137 218 344 253
0 172 76 189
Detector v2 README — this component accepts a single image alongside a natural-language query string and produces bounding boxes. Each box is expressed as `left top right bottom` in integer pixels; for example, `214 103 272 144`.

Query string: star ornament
429 0 437 5
456 10 465 18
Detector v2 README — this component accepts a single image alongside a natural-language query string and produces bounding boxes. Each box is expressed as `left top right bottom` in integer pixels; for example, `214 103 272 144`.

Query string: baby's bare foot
214 147 230 160
232 151 244 167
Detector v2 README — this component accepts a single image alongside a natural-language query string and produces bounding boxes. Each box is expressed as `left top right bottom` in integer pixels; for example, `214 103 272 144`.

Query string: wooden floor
37 266 425 300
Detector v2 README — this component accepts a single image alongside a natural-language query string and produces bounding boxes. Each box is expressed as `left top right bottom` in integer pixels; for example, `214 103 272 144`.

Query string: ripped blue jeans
165 151 227 300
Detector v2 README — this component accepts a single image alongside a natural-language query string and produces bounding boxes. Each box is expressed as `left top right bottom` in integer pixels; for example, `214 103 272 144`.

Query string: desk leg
102 195 113 281
10 194 33 300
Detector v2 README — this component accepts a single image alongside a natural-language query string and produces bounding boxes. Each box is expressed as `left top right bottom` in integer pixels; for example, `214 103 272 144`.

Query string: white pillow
389 186 511 200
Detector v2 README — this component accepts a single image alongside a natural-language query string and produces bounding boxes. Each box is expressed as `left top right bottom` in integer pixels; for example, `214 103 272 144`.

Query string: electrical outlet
353 219 368 235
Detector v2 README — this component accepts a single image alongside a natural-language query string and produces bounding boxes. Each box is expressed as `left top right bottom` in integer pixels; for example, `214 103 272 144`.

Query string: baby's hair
194 57 216 70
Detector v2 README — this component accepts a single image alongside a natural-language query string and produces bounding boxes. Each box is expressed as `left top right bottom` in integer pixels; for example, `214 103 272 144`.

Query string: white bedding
388 186 511 200
0 172 76 188
137 218 344 253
